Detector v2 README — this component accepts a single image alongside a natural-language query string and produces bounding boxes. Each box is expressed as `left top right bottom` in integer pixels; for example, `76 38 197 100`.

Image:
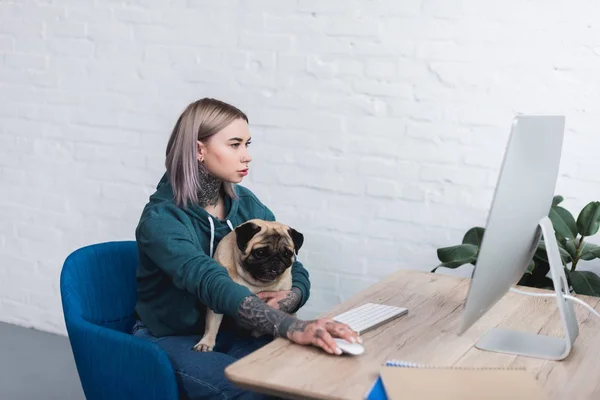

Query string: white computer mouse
333 338 365 355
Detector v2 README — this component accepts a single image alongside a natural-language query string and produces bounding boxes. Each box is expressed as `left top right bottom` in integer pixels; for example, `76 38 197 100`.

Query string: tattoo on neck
237 295 297 338
277 287 302 314
197 161 222 208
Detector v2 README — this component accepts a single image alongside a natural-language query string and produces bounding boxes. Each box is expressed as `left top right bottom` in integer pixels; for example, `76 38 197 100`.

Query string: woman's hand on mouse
237 295 358 355
285 318 361 355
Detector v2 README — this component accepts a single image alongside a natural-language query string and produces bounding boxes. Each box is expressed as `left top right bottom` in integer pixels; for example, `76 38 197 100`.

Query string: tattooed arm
237 295 300 338
255 287 303 314
237 295 360 355
277 287 302 313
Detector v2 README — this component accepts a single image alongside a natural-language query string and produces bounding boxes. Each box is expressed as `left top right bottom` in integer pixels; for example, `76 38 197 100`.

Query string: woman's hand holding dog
256 287 302 313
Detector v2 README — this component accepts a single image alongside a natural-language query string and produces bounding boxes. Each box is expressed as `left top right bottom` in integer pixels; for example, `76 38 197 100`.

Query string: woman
132 98 359 400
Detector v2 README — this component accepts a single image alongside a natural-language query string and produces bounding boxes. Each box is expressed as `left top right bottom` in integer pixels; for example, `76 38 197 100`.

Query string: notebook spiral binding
384 360 525 370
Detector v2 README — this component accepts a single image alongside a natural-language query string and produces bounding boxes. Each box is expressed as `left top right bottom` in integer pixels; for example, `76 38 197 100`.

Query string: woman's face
197 118 252 184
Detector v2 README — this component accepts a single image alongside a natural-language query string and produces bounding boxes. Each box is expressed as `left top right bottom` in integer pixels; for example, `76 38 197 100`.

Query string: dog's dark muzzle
252 256 290 282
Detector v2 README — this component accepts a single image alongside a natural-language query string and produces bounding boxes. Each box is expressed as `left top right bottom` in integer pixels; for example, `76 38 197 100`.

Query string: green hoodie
135 174 311 337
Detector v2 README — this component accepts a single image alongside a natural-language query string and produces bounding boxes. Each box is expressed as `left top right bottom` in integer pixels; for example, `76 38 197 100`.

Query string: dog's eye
283 249 293 258
253 248 266 258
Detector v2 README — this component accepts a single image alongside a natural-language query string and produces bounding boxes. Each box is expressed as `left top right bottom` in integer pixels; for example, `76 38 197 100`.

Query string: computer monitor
458 115 579 361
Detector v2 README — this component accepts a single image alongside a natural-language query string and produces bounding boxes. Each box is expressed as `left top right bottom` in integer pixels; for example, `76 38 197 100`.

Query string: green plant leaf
580 242 600 261
587 247 600 259
462 227 485 247
436 244 478 269
562 239 578 261
536 241 572 264
552 195 564 207
569 271 600 296
549 206 577 241
526 260 535 275
577 201 600 237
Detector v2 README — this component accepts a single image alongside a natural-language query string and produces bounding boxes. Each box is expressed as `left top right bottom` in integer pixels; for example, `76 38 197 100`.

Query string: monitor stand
474 216 579 360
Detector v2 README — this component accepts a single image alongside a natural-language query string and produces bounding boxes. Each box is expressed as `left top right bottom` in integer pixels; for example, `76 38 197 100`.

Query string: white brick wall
2 0 600 336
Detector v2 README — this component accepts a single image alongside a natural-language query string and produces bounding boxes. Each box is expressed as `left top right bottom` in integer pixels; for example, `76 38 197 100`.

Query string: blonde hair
165 98 249 208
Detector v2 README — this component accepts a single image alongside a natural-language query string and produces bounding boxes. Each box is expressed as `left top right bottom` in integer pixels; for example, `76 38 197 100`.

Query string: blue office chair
60 241 179 400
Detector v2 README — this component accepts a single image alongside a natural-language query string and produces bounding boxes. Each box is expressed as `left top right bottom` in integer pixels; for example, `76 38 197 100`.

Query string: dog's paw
193 338 215 352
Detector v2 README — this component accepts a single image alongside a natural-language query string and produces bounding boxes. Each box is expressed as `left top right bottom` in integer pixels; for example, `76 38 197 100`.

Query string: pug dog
193 219 304 352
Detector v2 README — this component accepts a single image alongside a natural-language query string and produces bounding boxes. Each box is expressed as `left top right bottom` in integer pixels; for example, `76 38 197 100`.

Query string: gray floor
0 321 85 400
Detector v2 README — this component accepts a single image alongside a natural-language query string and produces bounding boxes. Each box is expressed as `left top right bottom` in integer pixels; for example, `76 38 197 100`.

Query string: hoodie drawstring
208 216 235 258
208 217 215 258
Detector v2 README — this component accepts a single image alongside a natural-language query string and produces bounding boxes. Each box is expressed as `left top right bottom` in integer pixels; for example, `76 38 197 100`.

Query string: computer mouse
333 338 365 355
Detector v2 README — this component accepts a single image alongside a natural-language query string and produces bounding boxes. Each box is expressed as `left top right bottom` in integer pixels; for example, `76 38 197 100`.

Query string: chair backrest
61 241 139 333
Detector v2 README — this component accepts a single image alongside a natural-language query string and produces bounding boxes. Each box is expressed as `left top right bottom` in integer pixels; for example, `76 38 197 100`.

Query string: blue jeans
132 319 278 400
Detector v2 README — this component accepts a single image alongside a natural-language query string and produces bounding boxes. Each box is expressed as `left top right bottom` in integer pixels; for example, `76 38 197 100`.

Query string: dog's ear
288 228 304 255
235 222 262 253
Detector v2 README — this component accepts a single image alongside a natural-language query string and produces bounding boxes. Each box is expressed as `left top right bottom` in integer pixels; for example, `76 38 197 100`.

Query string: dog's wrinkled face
235 220 303 284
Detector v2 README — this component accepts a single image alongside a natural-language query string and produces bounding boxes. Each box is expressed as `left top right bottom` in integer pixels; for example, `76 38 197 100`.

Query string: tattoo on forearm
277 287 302 313
237 295 297 338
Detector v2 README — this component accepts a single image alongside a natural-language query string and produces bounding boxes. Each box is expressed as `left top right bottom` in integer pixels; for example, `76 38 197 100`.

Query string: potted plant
433 196 600 296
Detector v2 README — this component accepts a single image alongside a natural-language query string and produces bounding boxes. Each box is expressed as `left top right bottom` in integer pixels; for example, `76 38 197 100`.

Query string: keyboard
333 303 408 335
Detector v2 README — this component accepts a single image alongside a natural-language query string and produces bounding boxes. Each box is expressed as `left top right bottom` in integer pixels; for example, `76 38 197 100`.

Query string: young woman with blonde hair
132 98 359 399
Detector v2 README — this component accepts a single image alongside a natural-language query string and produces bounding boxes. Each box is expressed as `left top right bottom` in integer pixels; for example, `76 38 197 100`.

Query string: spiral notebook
365 360 548 400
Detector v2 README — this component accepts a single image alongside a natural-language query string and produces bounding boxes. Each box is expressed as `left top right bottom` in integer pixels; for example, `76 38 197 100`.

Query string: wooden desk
225 270 600 400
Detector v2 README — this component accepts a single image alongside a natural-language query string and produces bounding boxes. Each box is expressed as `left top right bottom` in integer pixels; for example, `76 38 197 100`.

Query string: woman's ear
197 140 205 162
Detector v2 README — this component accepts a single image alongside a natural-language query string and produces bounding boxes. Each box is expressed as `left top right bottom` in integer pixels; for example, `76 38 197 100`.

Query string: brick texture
1 0 600 335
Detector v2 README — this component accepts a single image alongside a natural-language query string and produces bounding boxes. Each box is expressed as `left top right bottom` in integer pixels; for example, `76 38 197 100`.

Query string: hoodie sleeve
263 207 311 311
136 214 253 320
